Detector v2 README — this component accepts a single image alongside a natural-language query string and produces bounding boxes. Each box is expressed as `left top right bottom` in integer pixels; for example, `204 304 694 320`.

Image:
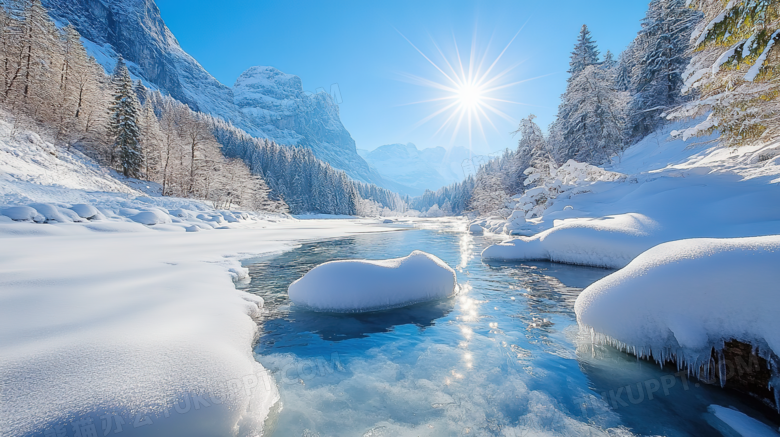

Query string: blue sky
156 0 649 154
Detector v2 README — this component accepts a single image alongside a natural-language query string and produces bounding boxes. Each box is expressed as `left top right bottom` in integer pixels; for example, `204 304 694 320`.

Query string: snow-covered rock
129 209 173 226
69 204 101 220
1 206 43 222
288 250 458 312
575 236 780 371
468 222 484 235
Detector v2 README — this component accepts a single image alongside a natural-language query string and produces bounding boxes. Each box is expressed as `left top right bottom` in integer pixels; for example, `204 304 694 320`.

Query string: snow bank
575 236 780 376
288 250 458 312
482 213 659 268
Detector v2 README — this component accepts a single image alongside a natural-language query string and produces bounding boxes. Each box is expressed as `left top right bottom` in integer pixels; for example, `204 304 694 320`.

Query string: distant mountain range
42 0 384 186
358 144 473 197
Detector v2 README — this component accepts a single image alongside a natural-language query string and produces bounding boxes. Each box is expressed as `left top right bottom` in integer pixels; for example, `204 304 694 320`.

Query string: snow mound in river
288 250 457 312
575 236 780 370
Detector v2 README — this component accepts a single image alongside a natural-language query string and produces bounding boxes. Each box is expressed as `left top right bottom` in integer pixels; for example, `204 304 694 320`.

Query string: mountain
359 143 471 196
42 0 384 186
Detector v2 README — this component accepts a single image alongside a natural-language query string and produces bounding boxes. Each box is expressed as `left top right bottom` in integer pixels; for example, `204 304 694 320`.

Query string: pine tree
568 25 600 77
602 50 617 70
108 57 143 178
627 0 700 141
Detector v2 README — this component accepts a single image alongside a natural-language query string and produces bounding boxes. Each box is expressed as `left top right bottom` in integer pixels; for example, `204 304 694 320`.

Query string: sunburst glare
397 26 551 151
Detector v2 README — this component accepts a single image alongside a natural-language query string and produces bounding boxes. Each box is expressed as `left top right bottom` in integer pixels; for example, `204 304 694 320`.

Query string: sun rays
396 26 551 151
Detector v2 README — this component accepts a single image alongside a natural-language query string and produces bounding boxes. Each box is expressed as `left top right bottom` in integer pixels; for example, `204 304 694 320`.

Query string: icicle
771 376 780 414
718 349 726 388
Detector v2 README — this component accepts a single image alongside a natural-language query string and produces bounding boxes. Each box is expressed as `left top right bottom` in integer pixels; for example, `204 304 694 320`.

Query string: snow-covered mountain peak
234 66 304 103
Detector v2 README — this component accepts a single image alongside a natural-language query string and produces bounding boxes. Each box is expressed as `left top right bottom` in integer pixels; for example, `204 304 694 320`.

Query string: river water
239 222 778 436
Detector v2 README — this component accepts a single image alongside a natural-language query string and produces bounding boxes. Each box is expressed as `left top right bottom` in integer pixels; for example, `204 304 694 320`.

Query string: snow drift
574 236 780 377
288 250 458 312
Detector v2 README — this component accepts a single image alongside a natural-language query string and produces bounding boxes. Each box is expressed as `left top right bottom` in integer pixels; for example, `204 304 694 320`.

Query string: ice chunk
288 250 457 312
1 206 44 222
708 405 779 437
129 210 172 226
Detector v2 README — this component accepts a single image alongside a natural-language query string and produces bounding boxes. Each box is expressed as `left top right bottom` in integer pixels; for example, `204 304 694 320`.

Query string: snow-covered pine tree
553 25 626 164
602 50 617 69
674 0 780 146
627 0 700 141
568 25 600 78
553 26 629 164
510 114 550 189
616 41 639 92
557 63 629 164
108 57 143 178
134 80 147 106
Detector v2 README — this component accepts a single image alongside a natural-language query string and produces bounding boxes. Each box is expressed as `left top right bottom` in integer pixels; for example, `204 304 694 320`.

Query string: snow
0 216 399 436
712 40 745 75
708 405 780 437
0 118 401 435
575 236 780 364
745 30 780 82
288 250 458 312
482 119 780 269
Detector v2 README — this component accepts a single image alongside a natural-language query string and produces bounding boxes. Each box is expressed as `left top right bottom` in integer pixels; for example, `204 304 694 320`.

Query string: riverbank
0 217 400 436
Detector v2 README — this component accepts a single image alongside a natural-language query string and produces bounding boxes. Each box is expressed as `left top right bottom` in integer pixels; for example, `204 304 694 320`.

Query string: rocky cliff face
43 0 384 186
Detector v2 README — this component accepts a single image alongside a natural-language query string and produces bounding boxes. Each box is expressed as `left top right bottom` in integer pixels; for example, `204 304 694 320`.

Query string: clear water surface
239 223 779 436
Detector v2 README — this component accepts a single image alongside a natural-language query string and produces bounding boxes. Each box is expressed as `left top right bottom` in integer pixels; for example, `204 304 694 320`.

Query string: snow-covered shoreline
0 217 400 436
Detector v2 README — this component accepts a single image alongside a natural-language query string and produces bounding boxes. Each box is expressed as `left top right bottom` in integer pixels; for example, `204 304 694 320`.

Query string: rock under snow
69 204 101 219
129 209 173 226
574 236 780 369
288 250 457 312
1 206 44 222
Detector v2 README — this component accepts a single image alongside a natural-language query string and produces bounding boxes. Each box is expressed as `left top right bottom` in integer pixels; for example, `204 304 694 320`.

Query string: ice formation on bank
288 250 457 312
574 236 780 384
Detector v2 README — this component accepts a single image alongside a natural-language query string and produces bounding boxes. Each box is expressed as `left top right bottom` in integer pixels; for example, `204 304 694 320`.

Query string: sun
457 82 483 109
396 27 550 151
